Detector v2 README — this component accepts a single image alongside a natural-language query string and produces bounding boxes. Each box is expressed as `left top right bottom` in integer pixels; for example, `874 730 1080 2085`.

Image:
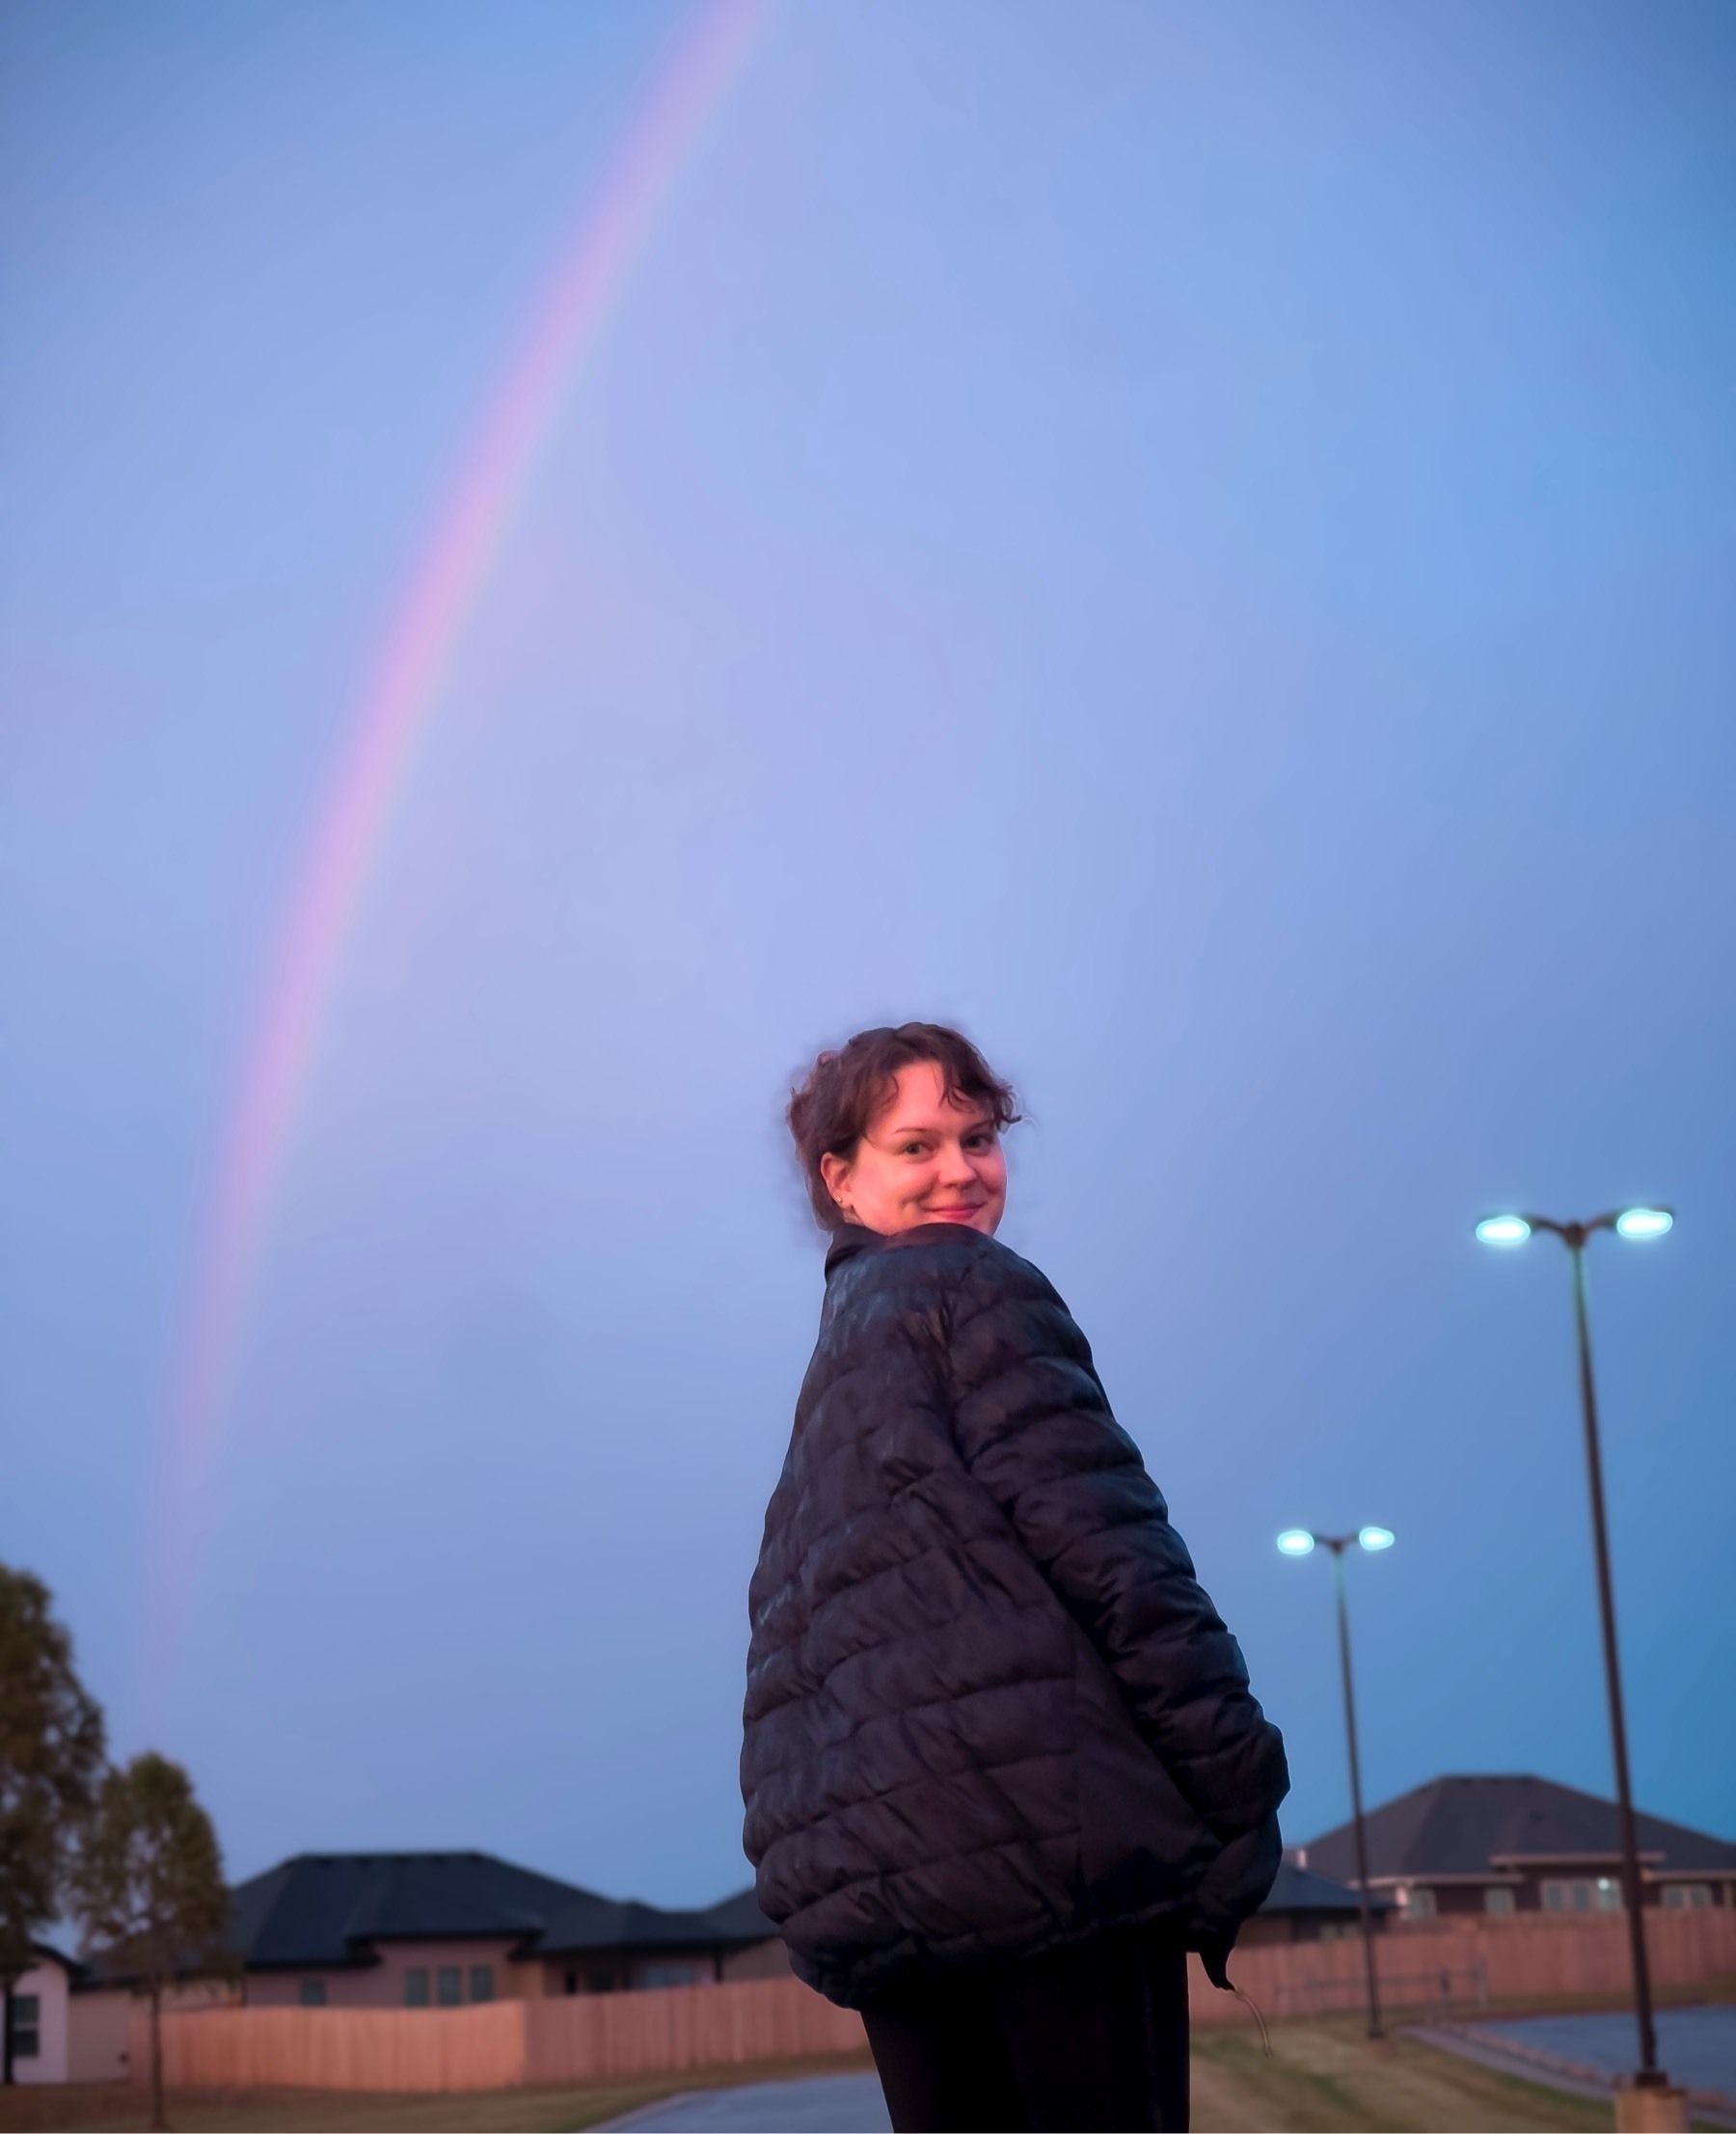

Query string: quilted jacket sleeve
942 1249 1289 1845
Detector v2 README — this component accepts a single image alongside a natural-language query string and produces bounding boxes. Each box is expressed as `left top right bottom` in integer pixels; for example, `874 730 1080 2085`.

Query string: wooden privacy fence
522 1974 866 2087
131 1975 866 2093
131 1999 529 2093
137 1908 1736 2092
1188 1904 1736 2027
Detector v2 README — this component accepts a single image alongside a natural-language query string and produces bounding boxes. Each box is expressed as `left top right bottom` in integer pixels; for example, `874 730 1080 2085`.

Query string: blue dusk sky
3 0 1732 1909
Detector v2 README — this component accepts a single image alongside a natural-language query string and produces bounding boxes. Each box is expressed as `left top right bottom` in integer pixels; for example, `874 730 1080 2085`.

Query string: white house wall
11 1959 70 2085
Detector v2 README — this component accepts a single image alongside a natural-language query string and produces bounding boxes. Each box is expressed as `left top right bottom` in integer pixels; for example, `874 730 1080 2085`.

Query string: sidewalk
601 2072 891 2132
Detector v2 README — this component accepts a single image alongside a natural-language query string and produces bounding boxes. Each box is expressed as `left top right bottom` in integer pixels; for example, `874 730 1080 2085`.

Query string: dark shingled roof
27 1941 90 1982
1259 1859 1394 1917
701 1887 779 1942
1304 1775 1736 1884
223 1853 773 1972
535 1894 773 1958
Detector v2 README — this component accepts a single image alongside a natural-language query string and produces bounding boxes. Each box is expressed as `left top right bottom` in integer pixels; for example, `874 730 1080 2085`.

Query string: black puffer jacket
742 1223 1288 2009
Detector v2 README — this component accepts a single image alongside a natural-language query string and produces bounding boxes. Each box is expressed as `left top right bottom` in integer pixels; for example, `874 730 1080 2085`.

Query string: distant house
1236 1858 1396 1947
1300 1774 1736 1923
223 1852 782 2012
6 1945 85 2085
58 1853 784 2082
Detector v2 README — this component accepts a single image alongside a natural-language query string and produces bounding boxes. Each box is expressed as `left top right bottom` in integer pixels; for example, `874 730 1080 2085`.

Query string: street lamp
1476 1206 1674 2098
1279 1525 1393 2039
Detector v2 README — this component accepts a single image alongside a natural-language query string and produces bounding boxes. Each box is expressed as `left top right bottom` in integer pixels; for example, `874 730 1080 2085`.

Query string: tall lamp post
1277 1524 1395 2040
1476 1205 1674 2099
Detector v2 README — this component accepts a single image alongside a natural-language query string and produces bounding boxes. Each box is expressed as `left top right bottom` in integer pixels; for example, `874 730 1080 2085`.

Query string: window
8 1993 41 2060
404 1968 430 2008
1663 1884 1712 1910
640 1961 702 1989
298 1979 328 2008
1543 1878 1622 1913
563 1971 579 1997
1484 1887 1515 1915
469 1965 494 2004
588 1970 616 1994
437 1966 462 2008
1403 1887 1436 1919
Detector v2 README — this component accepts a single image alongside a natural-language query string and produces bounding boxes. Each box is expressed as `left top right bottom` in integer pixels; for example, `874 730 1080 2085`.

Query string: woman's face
820 1060 1007 1237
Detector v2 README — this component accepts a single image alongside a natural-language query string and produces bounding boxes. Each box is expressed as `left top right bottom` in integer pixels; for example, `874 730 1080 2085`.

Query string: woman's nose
938 1142 976 1181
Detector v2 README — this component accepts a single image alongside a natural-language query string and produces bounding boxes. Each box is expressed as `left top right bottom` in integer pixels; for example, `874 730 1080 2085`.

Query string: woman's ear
818 1149 854 1217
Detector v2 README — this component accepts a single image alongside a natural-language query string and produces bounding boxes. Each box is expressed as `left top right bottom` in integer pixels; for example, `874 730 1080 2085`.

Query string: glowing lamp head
1358 1526 1396 1552
1277 1529 1316 1557
1614 1206 1672 1241
1477 1215 1532 1246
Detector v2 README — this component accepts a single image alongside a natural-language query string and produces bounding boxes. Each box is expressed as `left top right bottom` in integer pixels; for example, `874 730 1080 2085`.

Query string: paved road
1477 2006 1736 2104
602 2071 892 2131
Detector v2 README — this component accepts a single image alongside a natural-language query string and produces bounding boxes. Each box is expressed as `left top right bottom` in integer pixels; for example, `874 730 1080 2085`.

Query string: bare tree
68 1754 229 2132
0 1564 105 2084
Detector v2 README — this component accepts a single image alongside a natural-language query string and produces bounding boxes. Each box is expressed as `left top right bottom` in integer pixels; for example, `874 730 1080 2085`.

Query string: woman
742 1023 1288 2133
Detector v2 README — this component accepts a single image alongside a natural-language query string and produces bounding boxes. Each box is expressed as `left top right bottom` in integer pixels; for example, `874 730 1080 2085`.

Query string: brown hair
787 1023 1021 1231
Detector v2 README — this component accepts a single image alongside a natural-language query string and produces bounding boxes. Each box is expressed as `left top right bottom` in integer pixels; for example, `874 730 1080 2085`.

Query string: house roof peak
224 1851 774 1973
1304 1772 1736 1883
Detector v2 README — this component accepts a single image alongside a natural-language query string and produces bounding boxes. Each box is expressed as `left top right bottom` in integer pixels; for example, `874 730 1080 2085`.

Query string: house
1300 1774 1736 1923
223 1852 782 2012
62 1851 785 2082
1235 1858 1396 1948
5 1945 84 2085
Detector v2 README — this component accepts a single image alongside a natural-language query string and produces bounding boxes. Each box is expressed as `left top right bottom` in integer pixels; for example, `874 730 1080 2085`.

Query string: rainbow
153 0 773 1661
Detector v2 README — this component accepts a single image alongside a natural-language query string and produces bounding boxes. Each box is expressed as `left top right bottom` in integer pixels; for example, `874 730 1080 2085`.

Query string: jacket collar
824 1221 990 1281
823 1225 880 1279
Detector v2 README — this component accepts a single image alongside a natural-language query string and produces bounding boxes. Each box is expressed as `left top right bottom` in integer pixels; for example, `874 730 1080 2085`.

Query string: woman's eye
901 1142 927 1156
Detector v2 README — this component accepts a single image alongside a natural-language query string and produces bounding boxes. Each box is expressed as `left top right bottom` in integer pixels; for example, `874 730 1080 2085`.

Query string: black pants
861 1929 1190 2133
